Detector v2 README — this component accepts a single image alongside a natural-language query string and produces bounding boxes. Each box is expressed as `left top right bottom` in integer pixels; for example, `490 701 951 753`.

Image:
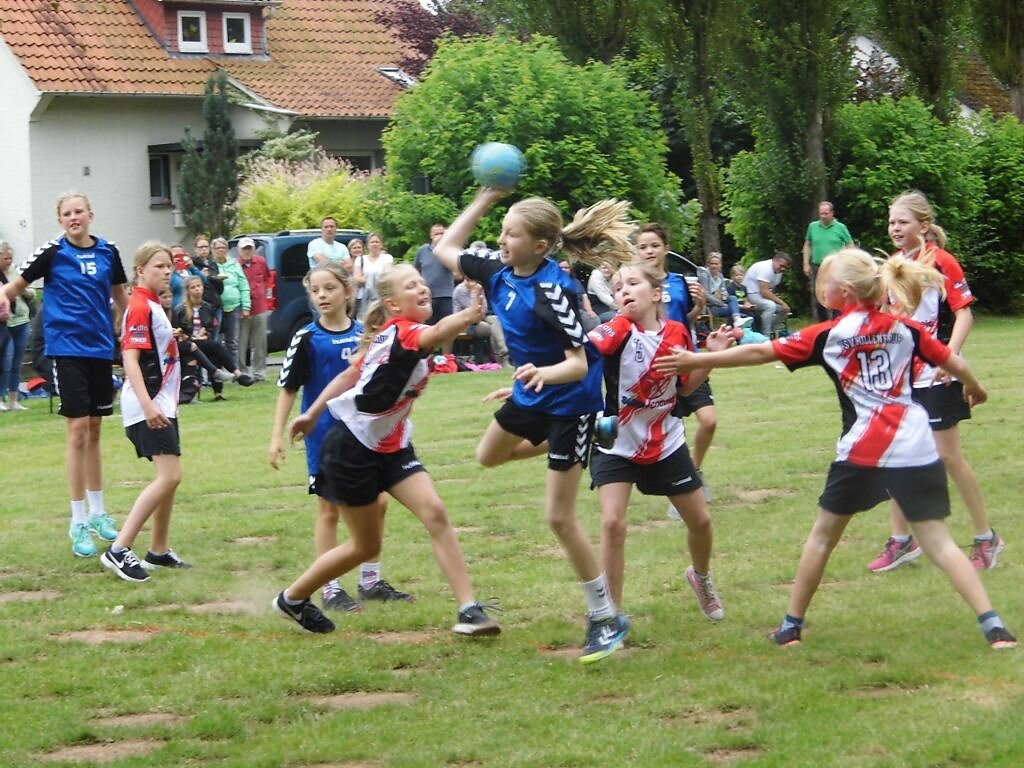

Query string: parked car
228 229 367 351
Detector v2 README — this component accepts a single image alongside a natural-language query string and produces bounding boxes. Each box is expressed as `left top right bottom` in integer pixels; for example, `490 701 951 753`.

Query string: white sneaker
666 502 681 520
734 316 754 329
9 402 28 411
0 402 8 412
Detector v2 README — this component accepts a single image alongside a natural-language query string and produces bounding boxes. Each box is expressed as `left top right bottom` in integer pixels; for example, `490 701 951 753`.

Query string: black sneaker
323 587 362 613
769 624 802 646
273 591 336 634
235 374 254 387
358 580 416 603
142 549 192 570
453 602 501 636
986 626 1018 650
100 547 150 583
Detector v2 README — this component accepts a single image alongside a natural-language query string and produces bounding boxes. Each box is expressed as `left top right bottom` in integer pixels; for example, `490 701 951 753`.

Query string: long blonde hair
358 264 416 351
509 196 635 269
183 275 204 313
817 247 945 315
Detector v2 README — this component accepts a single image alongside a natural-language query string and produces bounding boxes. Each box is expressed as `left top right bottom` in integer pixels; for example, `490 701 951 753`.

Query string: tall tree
871 0 970 122
640 0 724 257
178 70 239 239
970 0 1024 120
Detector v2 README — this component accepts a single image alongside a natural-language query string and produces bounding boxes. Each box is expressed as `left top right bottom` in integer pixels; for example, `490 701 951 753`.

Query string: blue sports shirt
277 319 363 475
19 236 127 359
662 272 693 328
460 252 603 416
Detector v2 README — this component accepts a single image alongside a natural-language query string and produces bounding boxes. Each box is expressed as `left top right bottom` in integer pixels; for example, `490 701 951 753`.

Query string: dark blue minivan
229 229 367 351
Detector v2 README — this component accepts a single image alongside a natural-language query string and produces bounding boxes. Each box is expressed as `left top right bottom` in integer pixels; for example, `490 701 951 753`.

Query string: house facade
0 0 415 263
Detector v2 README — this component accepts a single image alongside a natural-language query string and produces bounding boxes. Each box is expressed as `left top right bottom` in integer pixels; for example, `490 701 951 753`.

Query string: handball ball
471 142 525 189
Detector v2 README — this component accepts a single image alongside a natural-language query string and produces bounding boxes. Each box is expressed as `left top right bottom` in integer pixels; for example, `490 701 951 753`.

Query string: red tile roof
0 0 416 117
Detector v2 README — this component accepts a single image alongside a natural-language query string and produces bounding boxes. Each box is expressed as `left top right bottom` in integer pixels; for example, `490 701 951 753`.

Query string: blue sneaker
70 523 97 557
579 613 630 665
88 513 119 542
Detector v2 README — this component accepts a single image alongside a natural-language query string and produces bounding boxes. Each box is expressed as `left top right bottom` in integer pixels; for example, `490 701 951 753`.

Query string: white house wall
0 38 41 265
24 96 276 271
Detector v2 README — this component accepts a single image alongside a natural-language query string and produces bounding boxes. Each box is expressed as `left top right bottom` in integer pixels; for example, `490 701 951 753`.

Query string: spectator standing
306 216 351 270
0 242 34 411
190 235 223 339
414 224 455 351
211 237 249 369
743 252 791 337
169 244 204 308
237 237 271 381
353 232 394 320
803 202 853 322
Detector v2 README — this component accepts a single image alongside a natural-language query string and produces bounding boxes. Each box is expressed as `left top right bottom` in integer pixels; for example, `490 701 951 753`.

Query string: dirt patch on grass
850 682 919 699
295 763 381 768
38 739 161 763
736 488 792 502
632 519 677 532
675 707 755 730
369 630 440 645
307 692 417 710
0 590 61 604
92 713 186 728
187 600 260 615
57 629 157 644
702 746 767 765
233 536 275 545
453 525 484 534
537 546 565 559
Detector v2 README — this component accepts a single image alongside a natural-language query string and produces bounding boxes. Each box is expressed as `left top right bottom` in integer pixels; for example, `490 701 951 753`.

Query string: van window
281 243 311 280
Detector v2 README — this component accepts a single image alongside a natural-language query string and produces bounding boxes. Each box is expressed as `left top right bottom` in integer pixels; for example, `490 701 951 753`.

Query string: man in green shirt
803 201 853 321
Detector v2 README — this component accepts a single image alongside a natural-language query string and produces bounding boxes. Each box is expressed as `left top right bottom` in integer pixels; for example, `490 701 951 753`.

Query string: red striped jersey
772 306 951 467
588 315 690 464
899 247 973 387
326 317 429 453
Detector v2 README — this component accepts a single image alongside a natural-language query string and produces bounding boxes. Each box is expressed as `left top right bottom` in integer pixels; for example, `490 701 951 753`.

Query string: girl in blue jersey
269 262 411 612
274 265 500 637
0 193 128 558
433 186 635 664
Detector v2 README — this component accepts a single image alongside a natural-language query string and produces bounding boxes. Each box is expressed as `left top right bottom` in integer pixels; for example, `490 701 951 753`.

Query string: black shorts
53 357 114 418
316 421 426 507
590 443 702 497
675 379 714 418
912 382 971 431
125 418 181 460
428 297 454 326
818 461 949 521
494 400 594 471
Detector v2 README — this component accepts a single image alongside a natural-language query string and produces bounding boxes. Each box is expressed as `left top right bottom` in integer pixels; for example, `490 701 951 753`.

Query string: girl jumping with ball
433 186 635 664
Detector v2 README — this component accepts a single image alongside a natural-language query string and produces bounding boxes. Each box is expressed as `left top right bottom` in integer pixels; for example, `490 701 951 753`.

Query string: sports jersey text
838 332 903 351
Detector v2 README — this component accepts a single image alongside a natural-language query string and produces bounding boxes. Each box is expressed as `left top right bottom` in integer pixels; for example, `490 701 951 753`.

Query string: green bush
377 34 690 255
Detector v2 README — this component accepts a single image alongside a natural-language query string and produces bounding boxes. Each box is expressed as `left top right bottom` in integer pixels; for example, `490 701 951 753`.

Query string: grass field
1 317 1022 767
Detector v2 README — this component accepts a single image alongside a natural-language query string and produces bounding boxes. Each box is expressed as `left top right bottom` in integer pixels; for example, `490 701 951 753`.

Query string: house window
178 11 207 53
223 13 252 54
149 155 172 206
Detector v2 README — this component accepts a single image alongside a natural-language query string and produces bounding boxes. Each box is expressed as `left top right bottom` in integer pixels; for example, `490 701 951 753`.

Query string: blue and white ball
470 142 525 189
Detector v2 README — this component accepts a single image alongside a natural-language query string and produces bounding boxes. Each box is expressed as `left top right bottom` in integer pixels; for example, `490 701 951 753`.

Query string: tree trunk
1012 83 1024 122
805 106 828 206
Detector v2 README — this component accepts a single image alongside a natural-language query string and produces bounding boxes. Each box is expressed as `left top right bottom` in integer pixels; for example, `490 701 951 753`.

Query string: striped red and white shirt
773 306 951 468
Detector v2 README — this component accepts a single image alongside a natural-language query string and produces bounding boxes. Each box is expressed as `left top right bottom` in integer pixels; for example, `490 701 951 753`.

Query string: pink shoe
970 532 1004 570
867 536 922 572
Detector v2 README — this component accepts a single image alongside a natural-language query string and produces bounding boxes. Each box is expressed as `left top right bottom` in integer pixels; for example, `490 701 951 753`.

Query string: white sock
86 490 106 517
360 562 380 590
581 574 615 620
70 500 88 526
974 529 994 542
892 533 912 544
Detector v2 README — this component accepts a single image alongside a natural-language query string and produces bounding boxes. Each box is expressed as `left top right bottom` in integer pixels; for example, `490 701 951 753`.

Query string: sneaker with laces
100 547 150 583
235 374 254 387
970 532 1004 571
769 624 802 646
579 613 630 664
985 626 1017 650
453 603 502 636
142 549 192 569
358 580 416 603
87 513 119 542
685 565 725 621
273 591 336 633
734 316 754 329
323 588 362 613
867 536 922 572
70 523 98 557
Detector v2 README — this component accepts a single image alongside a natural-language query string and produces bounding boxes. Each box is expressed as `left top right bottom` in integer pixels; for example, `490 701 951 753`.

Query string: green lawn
1 317 1022 767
